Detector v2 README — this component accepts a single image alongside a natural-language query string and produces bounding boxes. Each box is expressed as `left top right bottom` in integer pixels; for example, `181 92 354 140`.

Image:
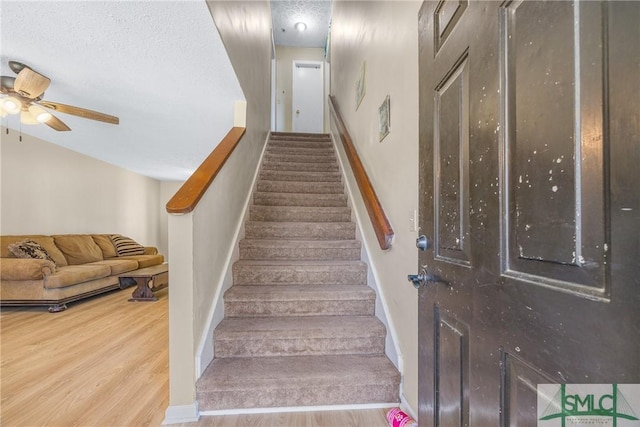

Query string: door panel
501 350 555 427
434 53 471 265
436 308 469 427
500 0 608 295
418 1 639 425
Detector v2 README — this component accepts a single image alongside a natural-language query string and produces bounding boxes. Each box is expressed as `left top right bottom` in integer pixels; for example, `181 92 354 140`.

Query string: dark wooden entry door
417 1 639 425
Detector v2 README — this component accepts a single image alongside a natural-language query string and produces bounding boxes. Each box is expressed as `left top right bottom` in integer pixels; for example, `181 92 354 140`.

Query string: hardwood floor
0 288 392 426
0 287 169 427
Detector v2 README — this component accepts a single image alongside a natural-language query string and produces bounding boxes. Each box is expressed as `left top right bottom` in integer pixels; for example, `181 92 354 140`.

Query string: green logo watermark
538 384 640 427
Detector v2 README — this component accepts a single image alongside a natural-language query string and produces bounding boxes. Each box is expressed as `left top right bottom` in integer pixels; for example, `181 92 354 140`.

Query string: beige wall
330 0 421 415
275 46 326 132
1 128 162 248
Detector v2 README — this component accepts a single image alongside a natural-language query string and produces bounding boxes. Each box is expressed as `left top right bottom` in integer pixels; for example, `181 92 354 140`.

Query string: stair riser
270 134 331 142
269 132 331 140
240 246 360 261
259 171 342 182
250 207 351 223
215 336 385 358
232 265 367 286
261 161 339 172
225 299 374 317
267 147 335 156
253 193 347 207
257 181 344 194
268 141 333 149
244 223 355 240
197 384 399 411
264 154 336 164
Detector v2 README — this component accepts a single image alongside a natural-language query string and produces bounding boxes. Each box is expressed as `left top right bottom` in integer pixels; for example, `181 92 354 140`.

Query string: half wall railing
166 127 246 214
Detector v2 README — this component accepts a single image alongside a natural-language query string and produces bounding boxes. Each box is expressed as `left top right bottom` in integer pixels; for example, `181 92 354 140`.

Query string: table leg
128 276 158 302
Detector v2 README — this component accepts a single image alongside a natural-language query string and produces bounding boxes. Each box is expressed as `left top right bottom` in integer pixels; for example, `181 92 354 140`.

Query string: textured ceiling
271 0 332 48
1 1 332 182
0 1 244 181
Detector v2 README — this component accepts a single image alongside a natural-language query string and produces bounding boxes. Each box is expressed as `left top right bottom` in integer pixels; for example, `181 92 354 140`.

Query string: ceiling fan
0 60 119 131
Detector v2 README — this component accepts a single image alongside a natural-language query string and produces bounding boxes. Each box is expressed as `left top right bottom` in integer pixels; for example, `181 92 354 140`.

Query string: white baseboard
199 402 397 417
162 402 199 425
400 393 418 422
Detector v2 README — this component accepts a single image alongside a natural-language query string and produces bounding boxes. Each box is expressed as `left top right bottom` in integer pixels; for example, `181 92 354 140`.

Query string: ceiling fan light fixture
1 96 22 115
20 109 39 125
28 104 52 123
295 22 307 31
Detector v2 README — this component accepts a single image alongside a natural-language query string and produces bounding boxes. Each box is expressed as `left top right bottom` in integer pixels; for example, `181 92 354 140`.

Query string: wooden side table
118 263 168 302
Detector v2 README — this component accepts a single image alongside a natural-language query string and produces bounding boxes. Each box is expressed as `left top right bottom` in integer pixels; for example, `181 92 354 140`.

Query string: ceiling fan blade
14 68 51 99
38 100 119 125
0 76 16 94
44 113 71 131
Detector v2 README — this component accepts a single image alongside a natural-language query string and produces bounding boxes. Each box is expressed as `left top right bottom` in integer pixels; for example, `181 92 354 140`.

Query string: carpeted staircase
196 132 400 411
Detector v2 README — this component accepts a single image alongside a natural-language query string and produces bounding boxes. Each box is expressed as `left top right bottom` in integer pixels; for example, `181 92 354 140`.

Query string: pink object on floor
386 407 417 427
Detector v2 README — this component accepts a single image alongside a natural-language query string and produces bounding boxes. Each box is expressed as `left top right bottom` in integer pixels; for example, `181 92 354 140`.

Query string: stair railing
166 127 246 213
328 95 394 250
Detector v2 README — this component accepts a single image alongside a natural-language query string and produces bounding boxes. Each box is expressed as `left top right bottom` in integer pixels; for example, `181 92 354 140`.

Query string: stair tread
234 259 366 267
264 154 337 163
261 162 338 171
257 180 345 194
198 354 399 390
224 284 375 300
250 205 351 222
267 146 335 153
252 205 350 212
216 315 385 338
253 192 347 206
259 170 342 182
244 221 355 240
239 239 360 248
245 220 354 228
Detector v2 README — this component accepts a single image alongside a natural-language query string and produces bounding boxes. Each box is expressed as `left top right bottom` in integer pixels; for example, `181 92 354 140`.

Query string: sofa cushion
0 257 56 280
117 254 164 269
92 234 118 259
8 240 55 263
44 264 111 289
53 235 104 265
1 235 68 267
110 235 145 256
92 259 139 275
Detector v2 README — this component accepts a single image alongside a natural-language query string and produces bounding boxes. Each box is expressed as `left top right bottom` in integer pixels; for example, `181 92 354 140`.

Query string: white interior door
292 60 323 133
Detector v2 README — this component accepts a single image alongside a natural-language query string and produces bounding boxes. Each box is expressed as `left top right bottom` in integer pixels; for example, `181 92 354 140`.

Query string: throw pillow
8 240 56 263
110 235 145 256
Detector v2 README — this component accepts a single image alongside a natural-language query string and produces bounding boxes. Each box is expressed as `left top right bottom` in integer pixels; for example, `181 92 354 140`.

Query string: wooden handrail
328 95 394 250
166 127 246 214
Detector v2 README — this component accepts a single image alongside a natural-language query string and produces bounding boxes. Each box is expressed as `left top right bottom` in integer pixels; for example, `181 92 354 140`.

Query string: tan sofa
0 234 164 312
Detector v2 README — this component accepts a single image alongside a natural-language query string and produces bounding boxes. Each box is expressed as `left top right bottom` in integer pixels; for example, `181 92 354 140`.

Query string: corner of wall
162 402 199 425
